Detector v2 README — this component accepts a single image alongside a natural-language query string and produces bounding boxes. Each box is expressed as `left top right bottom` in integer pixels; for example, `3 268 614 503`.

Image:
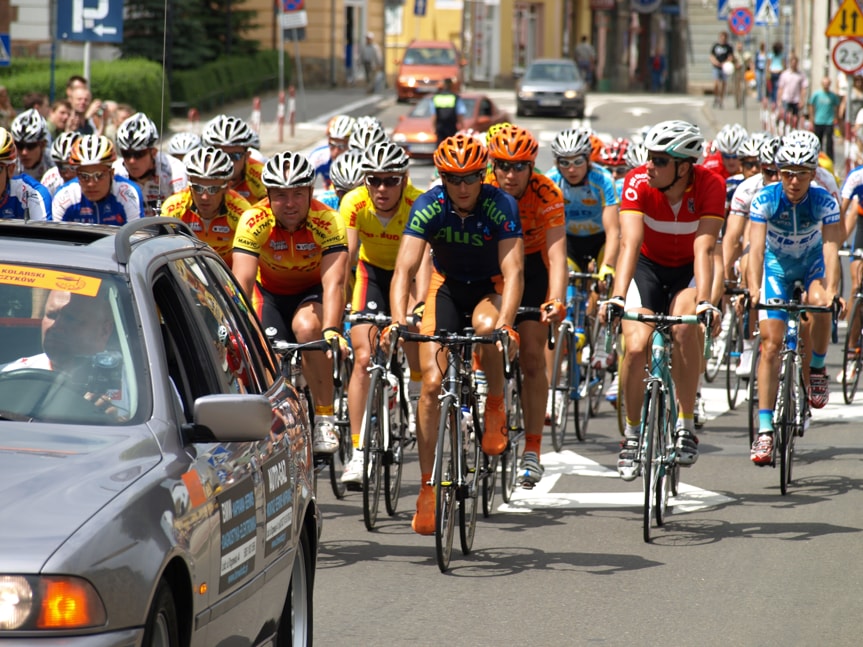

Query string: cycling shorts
566 232 606 273
259 283 324 343
516 251 549 324
351 260 393 315
760 246 824 322
421 269 502 336
625 255 695 314
854 215 863 253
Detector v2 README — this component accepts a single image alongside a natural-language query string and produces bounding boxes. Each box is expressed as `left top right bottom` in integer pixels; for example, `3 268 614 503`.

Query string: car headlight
518 90 534 99
564 90 578 99
0 576 106 630
392 133 407 143
398 76 416 87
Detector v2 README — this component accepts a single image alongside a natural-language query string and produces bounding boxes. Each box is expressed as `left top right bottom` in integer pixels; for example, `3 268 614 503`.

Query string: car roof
406 40 458 50
527 58 576 67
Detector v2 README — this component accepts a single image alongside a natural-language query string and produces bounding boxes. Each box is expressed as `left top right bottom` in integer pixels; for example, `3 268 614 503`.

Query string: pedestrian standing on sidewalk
767 41 785 109
776 54 808 130
574 35 597 89
709 32 733 109
755 42 768 104
361 32 382 94
809 76 841 162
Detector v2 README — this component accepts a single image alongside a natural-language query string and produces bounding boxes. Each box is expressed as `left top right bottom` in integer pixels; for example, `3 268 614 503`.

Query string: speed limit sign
833 38 863 74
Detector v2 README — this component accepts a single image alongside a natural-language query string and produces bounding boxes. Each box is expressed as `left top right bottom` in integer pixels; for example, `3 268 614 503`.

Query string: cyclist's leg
805 257 832 408
471 280 507 455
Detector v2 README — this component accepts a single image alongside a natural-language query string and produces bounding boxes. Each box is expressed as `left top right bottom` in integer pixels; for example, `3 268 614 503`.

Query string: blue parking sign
717 0 729 21
0 35 9 68
57 0 125 44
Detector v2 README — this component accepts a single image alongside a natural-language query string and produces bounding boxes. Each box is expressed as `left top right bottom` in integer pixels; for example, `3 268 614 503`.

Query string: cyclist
784 129 840 203
387 133 523 535
11 108 53 181
307 114 356 190
318 149 365 211
340 142 428 484
40 132 80 196
749 139 844 465
599 137 631 199
486 124 566 486
232 151 349 455
167 131 202 161
603 120 725 478
160 146 251 266
112 113 188 213
53 134 144 225
347 119 388 153
202 114 266 203
0 128 51 221
703 122 747 181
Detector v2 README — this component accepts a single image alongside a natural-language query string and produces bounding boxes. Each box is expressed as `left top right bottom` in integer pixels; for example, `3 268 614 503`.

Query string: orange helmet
487 124 538 162
433 134 488 174
589 133 604 164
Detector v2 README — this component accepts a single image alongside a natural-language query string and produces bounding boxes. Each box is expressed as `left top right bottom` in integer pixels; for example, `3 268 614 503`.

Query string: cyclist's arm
390 234 427 326
496 236 525 328
840 196 857 243
693 216 722 305
321 250 348 332
747 220 767 306
610 210 643 299
345 227 360 289
232 252 259 302
546 223 567 304
601 204 620 269
722 213 746 280
412 242 432 307
823 220 844 298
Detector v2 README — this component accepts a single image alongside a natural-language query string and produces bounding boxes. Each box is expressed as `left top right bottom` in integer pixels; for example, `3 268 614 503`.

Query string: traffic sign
826 0 863 38
281 0 304 9
279 10 308 29
57 0 124 43
728 7 754 36
414 0 427 16
755 0 780 26
0 35 9 68
833 38 863 73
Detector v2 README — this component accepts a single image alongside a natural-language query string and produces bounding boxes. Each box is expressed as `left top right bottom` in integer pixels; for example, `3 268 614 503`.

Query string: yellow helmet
486 121 512 145
0 127 17 165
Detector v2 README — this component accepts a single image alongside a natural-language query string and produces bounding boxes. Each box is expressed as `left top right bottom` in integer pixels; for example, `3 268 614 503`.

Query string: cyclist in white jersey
112 112 187 214
40 132 80 197
11 108 54 182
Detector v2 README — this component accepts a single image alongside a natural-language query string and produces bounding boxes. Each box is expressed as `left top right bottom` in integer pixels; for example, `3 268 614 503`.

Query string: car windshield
525 62 581 83
0 267 146 425
403 47 456 66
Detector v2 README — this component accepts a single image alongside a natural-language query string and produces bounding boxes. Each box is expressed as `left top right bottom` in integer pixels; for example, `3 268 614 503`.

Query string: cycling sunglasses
14 141 41 151
77 170 109 182
779 168 811 180
761 166 779 178
190 182 227 195
441 171 484 186
365 175 403 188
648 154 673 168
121 149 149 160
556 155 588 168
742 160 760 170
494 160 531 173
225 151 246 161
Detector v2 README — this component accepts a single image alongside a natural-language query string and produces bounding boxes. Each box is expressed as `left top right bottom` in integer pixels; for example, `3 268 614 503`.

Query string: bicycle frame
557 271 595 398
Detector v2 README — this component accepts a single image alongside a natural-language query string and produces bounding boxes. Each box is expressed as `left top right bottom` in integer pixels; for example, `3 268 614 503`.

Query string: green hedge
169 51 285 114
0 58 168 119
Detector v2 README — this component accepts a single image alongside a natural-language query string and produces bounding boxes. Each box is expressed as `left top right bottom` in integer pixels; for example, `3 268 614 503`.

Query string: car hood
0 424 161 572
520 78 585 92
399 64 458 80
392 115 436 141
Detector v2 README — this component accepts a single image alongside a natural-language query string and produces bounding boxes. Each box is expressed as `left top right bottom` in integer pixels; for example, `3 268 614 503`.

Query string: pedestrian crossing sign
0 35 9 67
755 0 779 26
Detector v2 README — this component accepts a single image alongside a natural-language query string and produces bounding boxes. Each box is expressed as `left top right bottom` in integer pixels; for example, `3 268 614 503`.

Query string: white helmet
50 132 81 163
183 146 234 181
11 108 48 144
117 112 159 150
202 114 256 148
261 151 316 188
758 136 782 165
774 141 819 169
550 128 593 158
624 142 649 169
643 120 704 160
713 123 748 156
362 141 409 174
327 114 356 140
329 150 365 192
348 122 388 151
168 131 202 157
783 129 821 154
738 135 763 159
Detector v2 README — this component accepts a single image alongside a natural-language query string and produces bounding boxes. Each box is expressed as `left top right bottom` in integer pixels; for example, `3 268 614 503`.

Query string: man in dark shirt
709 31 733 109
431 78 466 145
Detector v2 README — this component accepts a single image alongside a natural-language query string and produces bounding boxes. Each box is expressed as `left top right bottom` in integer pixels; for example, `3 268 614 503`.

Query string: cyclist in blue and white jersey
749 139 844 465
317 149 365 211
0 128 52 221
53 135 144 226
11 108 54 182
307 114 357 191
40 132 79 197
545 128 619 278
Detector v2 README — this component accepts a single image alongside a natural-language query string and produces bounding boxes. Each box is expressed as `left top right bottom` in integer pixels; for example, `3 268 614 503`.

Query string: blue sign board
717 0 729 21
755 0 780 26
414 0 427 17
58 0 125 44
0 35 9 68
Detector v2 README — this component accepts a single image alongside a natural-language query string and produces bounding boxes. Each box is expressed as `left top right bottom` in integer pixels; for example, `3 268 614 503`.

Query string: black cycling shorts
625 255 694 314
566 232 606 272
259 283 324 343
516 251 549 323
421 269 502 336
352 260 393 315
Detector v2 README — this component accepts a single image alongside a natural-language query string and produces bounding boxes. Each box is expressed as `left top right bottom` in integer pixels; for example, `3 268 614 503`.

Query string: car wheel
278 529 313 647
576 108 585 119
142 579 180 647
516 104 525 117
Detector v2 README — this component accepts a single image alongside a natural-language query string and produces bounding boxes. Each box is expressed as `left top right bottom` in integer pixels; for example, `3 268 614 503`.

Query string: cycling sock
410 370 422 382
676 412 695 432
315 404 334 417
810 352 826 370
758 409 774 433
624 418 641 439
352 433 360 448
524 433 542 455
420 472 432 488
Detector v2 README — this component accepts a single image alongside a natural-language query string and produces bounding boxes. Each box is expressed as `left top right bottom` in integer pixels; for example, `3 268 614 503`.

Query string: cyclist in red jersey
603 120 725 479
702 123 746 181
486 124 566 487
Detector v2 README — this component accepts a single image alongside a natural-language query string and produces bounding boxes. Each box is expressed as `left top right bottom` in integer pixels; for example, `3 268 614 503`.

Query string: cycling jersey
52 175 144 225
160 188 251 264
729 173 766 218
620 164 725 267
702 151 731 180
233 198 347 295
17 155 54 183
814 165 840 203
40 167 66 196
307 144 333 189
545 165 617 237
0 174 52 221
232 157 266 203
725 172 745 212
317 189 340 211
485 171 564 255
342 183 423 270
749 182 840 259
112 152 187 213
403 183 521 283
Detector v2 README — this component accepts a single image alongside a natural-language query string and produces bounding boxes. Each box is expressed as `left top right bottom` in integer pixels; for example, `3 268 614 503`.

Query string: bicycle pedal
345 482 363 492
520 480 536 490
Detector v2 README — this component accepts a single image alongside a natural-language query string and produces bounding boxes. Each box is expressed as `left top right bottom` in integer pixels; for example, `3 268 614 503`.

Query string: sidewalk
167 86 395 157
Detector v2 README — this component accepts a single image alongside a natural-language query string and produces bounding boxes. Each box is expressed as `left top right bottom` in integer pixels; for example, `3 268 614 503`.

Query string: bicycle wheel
501 365 524 502
842 298 863 404
434 399 458 573
704 312 729 382
550 325 573 451
384 385 408 516
777 358 796 496
587 317 609 416
361 372 385 531
655 389 673 527
481 453 498 517
725 308 742 410
747 340 761 446
459 402 480 555
615 336 626 437
576 324 597 441
329 356 352 500
642 382 661 543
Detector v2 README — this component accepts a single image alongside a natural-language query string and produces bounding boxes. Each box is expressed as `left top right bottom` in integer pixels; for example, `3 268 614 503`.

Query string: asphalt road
308 91 863 646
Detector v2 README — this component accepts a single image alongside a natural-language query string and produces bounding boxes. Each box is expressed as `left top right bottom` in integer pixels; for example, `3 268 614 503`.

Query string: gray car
516 58 587 119
0 218 320 646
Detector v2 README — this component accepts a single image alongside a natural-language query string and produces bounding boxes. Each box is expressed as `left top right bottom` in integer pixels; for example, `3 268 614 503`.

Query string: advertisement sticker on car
218 478 257 591
263 454 293 556
0 264 102 295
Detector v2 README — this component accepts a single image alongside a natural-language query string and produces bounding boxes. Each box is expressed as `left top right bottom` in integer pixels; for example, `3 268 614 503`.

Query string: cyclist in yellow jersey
202 114 267 203
233 151 349 455
339 142 431 485
161 146 251 267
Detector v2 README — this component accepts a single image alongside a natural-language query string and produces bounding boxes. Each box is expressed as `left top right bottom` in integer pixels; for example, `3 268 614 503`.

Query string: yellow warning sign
827 0 863 38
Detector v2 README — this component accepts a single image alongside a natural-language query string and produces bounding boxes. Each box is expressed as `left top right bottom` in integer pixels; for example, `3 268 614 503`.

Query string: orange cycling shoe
411 484 435 535
482 393 508 456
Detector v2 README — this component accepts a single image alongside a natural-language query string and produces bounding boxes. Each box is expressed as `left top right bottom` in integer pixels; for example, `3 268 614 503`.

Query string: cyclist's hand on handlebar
696 301 721 336
540 298 565 324
411 301 425 322
380 323 401 353
495 324 520 361
323 327 350 358
598 264 615 282
599 295 625 324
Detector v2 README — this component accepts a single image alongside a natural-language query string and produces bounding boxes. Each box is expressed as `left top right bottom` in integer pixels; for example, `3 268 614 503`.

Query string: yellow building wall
386 1 464 73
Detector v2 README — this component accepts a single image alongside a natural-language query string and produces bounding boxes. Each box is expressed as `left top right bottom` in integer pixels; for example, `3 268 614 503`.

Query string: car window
411 97 435 118
0 269 145 424
527 62 580 83
479 99 492 117
405 46 456 66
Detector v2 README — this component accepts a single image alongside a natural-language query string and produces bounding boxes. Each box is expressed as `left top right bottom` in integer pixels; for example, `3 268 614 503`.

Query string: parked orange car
395 40 465 102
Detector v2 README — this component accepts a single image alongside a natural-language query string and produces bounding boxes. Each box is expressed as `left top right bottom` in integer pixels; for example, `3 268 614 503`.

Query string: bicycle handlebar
756 298 841 343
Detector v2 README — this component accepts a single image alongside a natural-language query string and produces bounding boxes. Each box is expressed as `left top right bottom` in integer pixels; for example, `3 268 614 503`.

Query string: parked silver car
516 58 587 119
0 218 320 646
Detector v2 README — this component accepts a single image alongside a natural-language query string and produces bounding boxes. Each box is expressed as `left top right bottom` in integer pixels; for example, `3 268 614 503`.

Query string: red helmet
600 138 630 167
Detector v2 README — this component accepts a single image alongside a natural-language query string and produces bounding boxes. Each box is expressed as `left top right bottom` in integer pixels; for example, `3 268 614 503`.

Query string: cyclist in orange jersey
202 114 267 203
